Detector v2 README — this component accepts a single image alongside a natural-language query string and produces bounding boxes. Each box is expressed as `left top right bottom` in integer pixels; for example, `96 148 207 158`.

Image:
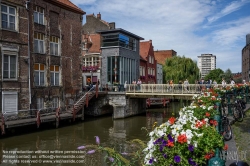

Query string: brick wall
0 0 29 110
0 0 84 111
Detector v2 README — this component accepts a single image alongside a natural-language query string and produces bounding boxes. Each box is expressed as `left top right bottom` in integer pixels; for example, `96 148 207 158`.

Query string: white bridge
124 84 221 100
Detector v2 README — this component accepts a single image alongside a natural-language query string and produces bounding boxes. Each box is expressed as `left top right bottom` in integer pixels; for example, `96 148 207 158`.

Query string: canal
0 101 189 166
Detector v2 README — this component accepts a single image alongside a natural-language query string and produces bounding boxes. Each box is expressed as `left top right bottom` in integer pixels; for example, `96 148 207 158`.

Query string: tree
163 56 199 84
220 69 233 83
204 68 224 83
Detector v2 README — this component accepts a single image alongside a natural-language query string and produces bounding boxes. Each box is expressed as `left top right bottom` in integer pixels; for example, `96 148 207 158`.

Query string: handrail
125 84 239 94
74 86 95 106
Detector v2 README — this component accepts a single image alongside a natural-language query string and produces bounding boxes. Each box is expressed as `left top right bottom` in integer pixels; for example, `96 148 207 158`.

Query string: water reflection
0 102 185 166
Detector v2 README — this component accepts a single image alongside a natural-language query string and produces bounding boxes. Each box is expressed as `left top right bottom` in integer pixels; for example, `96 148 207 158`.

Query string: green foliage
220 69 233 83
204 68 224 83
163 56 199 84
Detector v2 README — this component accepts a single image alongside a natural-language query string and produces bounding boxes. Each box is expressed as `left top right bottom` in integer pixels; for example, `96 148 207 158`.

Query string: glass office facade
107 56 136 84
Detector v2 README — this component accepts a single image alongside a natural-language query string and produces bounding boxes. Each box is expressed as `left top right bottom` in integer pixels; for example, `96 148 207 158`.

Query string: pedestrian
183 79 189 92
124 81 127 91
222 78 227 88
213 80 218 88
137 78 142 91
230 78 235 86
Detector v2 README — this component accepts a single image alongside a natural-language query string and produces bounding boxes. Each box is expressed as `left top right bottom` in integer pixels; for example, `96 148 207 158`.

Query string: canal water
0 101 188 166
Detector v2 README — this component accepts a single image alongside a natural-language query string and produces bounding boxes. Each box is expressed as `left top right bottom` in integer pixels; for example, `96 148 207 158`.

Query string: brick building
82 13 115 87
139 40 157 83
0 0 85 114
242 34 250 81
154 50 177 65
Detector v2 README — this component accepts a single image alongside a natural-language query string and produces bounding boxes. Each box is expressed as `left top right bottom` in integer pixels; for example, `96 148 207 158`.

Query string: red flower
209 120 218 126
166 140 174 147
177 134 187 144
169 117 176 125
195 121 202 128
204 154 210 160
205 112 210 117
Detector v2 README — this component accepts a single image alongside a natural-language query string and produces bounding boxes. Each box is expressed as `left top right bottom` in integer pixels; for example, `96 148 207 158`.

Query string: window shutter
3 92 18 114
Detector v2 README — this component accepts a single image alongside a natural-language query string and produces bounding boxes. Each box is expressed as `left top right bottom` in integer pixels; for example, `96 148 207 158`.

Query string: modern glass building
97 28 144 85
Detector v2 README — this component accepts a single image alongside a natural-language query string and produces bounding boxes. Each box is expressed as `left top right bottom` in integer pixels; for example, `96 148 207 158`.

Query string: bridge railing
126 84 226 94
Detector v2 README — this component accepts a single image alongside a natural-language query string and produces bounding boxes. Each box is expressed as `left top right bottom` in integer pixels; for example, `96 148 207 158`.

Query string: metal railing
125 84 227 94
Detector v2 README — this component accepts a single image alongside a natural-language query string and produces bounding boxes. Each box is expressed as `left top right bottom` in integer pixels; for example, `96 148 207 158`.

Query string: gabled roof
140 41 151 60
45 0 85 14
86 13 110 27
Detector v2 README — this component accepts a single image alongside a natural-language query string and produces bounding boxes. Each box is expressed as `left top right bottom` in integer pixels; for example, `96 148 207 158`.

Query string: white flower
208 106 214 110
193 141 198 147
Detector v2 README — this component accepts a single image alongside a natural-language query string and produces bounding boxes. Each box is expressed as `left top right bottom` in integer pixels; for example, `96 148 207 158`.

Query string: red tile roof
47 0 85 14
140 41 151 60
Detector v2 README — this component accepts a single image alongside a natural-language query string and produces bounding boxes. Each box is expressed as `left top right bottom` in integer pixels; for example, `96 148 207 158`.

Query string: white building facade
197 54 216 78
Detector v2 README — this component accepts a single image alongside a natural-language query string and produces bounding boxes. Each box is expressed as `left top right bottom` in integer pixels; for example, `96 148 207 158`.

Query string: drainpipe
26 0 31 109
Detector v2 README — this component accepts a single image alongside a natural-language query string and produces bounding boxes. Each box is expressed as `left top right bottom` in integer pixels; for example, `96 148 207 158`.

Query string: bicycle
220 96 233 141
233 95 244 122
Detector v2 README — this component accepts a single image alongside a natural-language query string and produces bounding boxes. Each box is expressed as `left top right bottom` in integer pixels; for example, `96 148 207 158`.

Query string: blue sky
71 0 250 73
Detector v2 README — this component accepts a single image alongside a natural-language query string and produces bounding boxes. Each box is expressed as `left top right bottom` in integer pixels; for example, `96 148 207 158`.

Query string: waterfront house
0 0 85 114
82 13 115 87
139 40 157 84
97 28 144 86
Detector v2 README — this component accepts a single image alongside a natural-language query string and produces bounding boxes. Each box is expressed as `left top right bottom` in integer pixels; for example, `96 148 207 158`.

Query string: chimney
109 22 116 29
97 12 101 19
149 39 152 43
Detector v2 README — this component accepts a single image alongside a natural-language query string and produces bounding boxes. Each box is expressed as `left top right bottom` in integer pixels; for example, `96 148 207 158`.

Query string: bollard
208 148 225 166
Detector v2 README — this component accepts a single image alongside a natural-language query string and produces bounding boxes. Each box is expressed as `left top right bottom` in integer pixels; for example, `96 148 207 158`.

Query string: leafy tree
204 68 224 83
163 56 199 84
220 69 233 83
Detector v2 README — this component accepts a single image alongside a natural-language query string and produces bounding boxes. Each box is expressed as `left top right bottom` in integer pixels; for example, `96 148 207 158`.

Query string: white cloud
72 0 249 72
207 0 250 23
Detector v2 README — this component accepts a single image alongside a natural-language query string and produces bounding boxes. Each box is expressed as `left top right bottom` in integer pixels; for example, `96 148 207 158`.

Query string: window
152 57 154 64
139 66 142 76
34 32 45 54
2 91 18 114
52 97 58 108
34 64 45 86
37 98 44 110
50 65 59 86
3 54 17 79
1 4 16 30
50 36 59 56
83 56 99 67
102 33 136 51
142 67 145 76
34 6 44 25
